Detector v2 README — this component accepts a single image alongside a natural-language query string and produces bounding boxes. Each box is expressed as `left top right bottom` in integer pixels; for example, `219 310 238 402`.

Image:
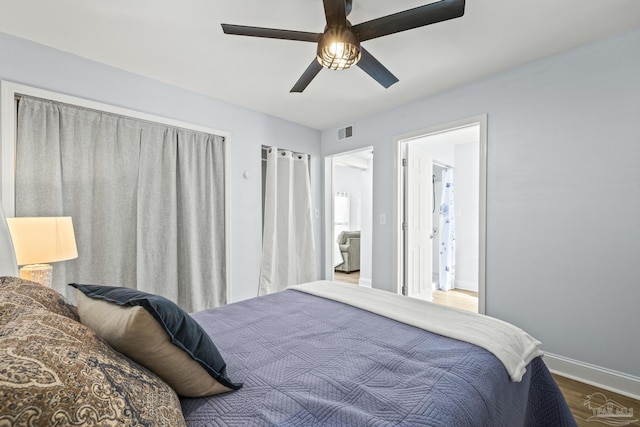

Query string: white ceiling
1 1 639 130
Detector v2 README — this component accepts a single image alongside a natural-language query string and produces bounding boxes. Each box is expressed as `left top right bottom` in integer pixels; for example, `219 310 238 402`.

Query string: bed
0 205 576 426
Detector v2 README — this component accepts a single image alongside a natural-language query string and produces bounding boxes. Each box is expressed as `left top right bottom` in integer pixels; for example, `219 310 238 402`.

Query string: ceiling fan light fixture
317 28 361 70
222 0 467 92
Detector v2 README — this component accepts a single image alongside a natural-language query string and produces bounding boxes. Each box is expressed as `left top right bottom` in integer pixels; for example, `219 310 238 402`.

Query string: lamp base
19 264 53 287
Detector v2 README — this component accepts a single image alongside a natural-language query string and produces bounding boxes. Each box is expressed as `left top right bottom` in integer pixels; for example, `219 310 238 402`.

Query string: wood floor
432 288 478 313
553 374 639 427
333 270 360 285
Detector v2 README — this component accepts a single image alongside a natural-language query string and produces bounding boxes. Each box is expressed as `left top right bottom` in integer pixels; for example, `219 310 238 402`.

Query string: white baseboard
454 280 478 292
544 352 640 400
359 278 372 288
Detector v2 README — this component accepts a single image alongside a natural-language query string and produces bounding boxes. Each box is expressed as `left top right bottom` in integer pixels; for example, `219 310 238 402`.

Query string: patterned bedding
0 277 186 426
181 289 576 426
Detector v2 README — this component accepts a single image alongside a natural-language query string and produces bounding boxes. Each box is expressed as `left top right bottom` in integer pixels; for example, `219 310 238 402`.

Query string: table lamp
6 216 78 287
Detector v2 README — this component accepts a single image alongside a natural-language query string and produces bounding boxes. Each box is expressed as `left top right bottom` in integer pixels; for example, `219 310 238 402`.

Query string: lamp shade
6 217 78 266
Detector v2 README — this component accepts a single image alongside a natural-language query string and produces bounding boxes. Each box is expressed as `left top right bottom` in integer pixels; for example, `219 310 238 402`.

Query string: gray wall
0 32 323 303
321 28 640 377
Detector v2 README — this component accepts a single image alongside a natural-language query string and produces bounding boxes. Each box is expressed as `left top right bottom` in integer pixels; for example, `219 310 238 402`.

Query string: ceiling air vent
337 125 353 142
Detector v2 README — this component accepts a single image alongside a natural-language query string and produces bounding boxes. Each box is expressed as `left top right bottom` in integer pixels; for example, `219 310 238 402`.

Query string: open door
326 148 374 286
395 115 486 313
404 144 433 301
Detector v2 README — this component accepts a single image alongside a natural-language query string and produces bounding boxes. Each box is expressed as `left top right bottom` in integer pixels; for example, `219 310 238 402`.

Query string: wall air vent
337 125 354 142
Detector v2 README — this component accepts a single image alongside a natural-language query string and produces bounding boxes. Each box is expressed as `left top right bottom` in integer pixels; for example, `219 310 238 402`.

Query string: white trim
544 352 640 400
478 115 488 316
454 280 478 292
358 278 372 288
0 80 232 302
392 114 488 314
0 81 16 215
324 157 335 280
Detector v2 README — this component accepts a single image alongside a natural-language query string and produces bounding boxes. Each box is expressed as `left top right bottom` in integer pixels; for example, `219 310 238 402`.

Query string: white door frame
392 114 488 313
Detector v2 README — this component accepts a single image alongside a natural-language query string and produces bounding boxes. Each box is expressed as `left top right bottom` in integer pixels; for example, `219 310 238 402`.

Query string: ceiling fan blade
353 0 465 42
291 60 323 93
357 48 399 89
221 24 321 43
323 0 347 27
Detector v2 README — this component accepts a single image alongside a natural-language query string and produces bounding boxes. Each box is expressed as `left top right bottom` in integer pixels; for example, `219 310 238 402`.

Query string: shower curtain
439 168 456 291
259 147 316 295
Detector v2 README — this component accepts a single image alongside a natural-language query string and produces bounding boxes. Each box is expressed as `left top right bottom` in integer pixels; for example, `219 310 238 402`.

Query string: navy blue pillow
69 283 241 390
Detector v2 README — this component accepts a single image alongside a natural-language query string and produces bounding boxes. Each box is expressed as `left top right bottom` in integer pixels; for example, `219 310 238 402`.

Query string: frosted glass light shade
6 217 78 265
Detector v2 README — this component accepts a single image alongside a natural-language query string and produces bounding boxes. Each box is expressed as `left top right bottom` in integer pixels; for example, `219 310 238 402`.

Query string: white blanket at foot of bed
289 280 542 382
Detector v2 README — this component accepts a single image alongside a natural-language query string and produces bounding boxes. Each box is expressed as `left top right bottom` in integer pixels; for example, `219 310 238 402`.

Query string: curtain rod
261 145 310 160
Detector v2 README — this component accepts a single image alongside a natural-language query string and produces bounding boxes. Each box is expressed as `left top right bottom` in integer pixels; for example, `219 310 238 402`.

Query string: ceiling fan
221 0 465 93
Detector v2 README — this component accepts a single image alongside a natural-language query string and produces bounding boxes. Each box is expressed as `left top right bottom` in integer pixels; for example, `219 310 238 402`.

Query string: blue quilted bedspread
181 289 576 426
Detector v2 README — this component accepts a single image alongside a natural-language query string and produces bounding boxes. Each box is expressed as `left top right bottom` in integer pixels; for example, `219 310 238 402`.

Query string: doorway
325 148 373 287
394 115 487 313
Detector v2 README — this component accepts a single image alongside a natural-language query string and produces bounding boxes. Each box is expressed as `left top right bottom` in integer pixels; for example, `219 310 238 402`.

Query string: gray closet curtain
15 96 225 312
